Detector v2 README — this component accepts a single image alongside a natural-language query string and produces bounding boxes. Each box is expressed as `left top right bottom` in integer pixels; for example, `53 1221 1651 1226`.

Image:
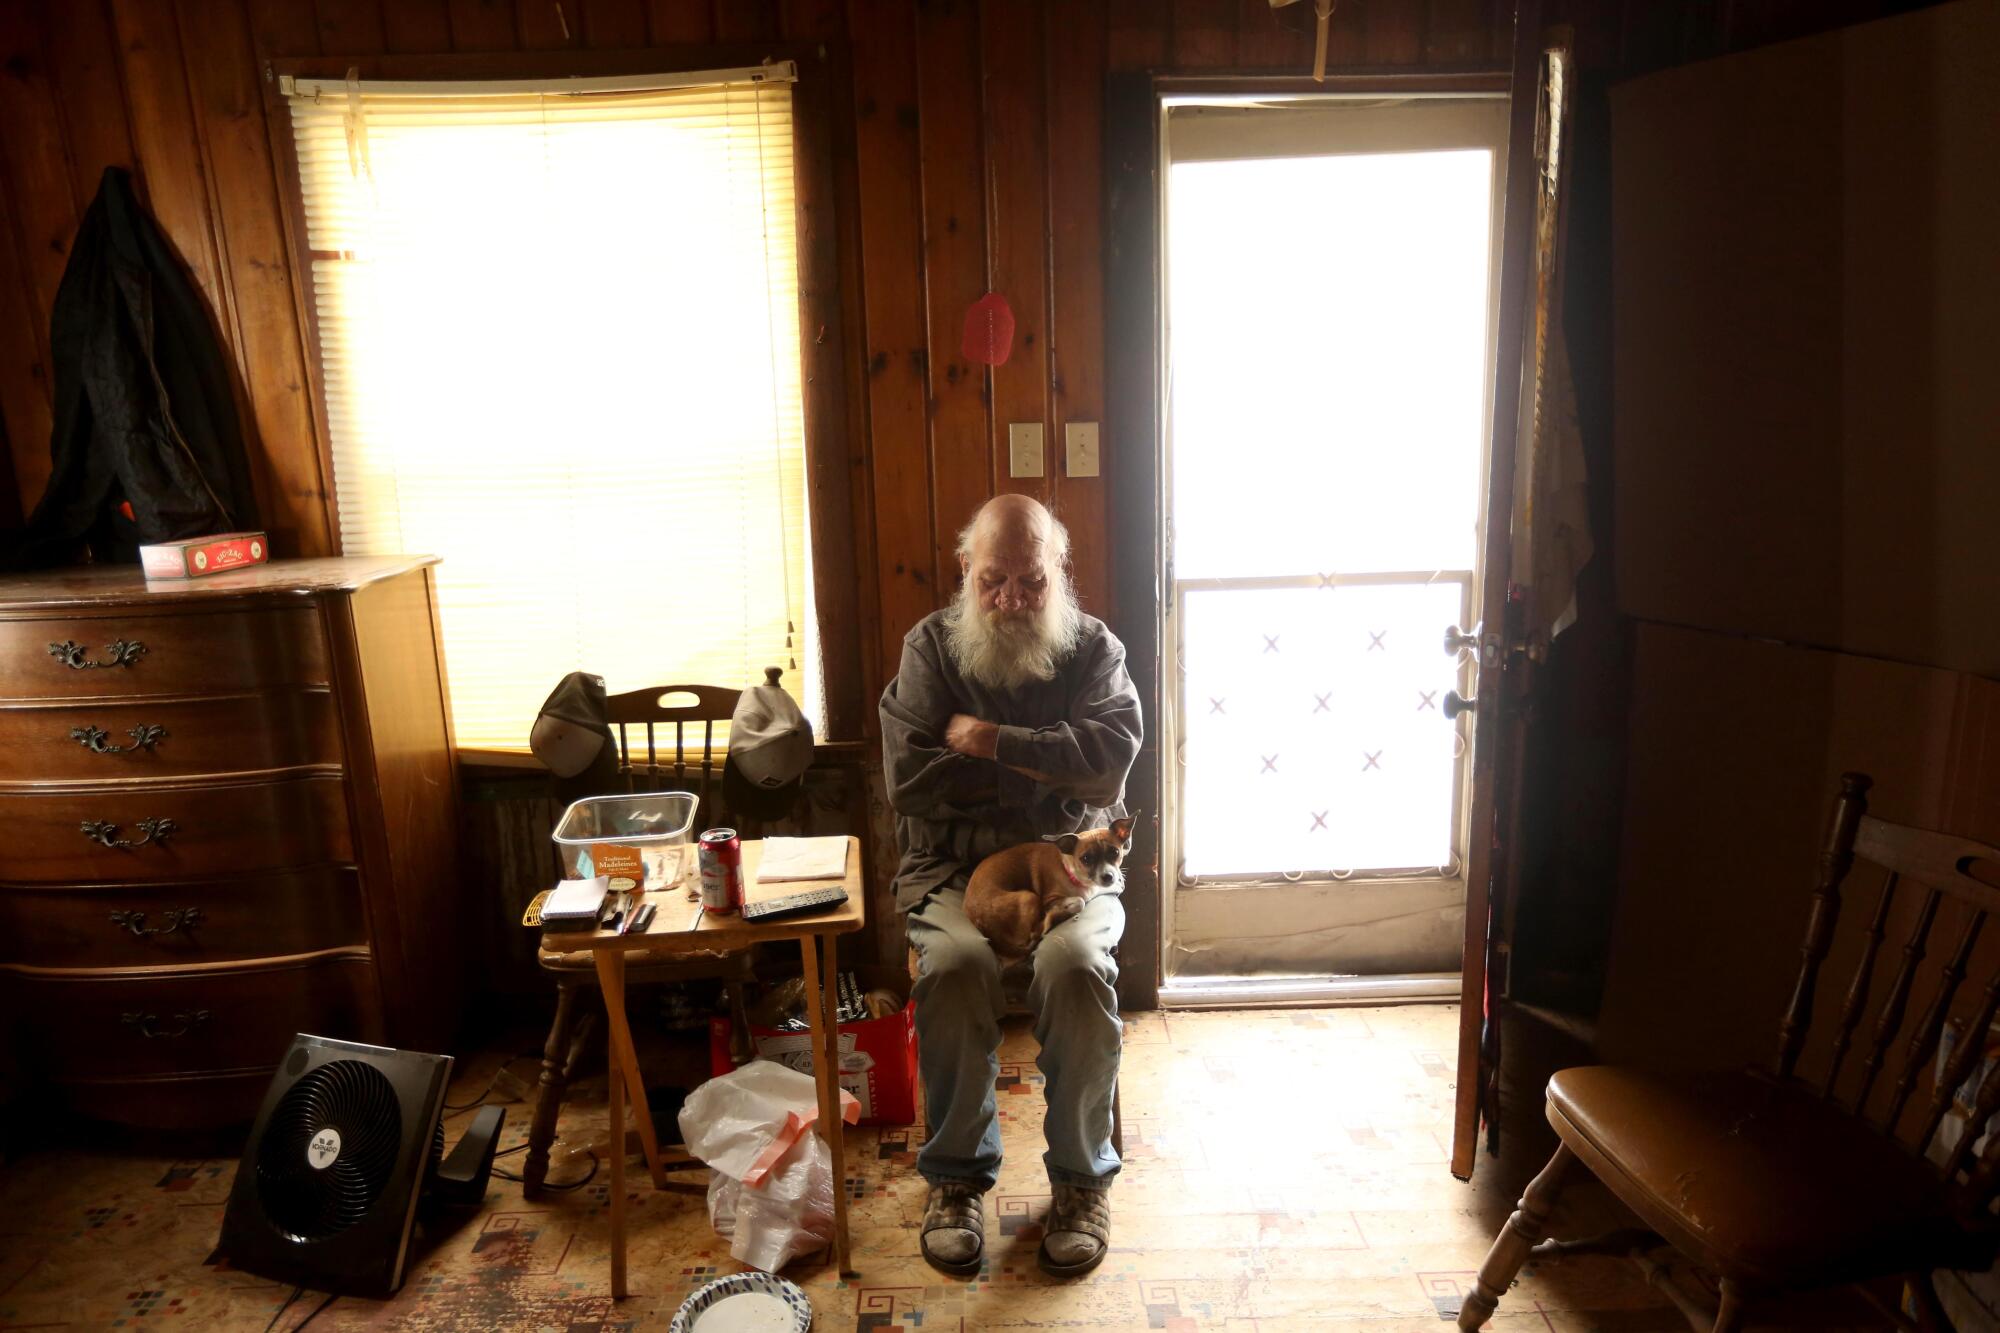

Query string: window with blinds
283 66 814 751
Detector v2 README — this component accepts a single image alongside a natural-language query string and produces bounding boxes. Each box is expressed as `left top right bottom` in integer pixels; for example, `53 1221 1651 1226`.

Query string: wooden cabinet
0 557 464 1129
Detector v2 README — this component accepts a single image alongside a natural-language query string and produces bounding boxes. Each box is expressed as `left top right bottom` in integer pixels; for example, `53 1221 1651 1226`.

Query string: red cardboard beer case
710 968 918 1127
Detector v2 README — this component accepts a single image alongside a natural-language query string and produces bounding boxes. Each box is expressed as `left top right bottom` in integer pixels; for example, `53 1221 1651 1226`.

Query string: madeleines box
710 967 918 1126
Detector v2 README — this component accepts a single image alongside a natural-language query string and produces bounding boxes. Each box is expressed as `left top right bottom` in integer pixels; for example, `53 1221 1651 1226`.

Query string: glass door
1160 94 1510 996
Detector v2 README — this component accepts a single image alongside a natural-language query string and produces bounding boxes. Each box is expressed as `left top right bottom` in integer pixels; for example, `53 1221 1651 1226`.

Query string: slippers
1037 1184 1110 1277
920 1180 985 1276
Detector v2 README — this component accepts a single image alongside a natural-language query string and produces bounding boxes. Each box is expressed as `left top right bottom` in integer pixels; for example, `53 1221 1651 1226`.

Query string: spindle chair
1460 772 2000 1331
524 683 764 1197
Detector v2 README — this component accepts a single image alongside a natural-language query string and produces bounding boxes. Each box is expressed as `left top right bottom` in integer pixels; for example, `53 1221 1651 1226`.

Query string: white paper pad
754 836 848 884
542 875 609 921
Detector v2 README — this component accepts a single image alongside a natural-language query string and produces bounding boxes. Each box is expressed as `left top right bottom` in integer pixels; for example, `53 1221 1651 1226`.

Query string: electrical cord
291 1292 338 1330
442 1050 542 1116
263 1286 303 1332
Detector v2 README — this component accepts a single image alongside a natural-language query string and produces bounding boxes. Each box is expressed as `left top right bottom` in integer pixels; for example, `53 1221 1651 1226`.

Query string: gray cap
728 667 814 790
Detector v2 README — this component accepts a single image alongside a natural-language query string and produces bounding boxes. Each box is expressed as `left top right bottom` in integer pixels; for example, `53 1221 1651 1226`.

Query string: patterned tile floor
0 1006 1885 1330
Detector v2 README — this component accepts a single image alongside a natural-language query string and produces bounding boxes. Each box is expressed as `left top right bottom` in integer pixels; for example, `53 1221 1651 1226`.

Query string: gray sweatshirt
878 610 1143 913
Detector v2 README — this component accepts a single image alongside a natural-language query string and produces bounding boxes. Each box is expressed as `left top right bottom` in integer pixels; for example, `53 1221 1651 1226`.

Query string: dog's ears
1053 832 1081 855
1111 813 1137 846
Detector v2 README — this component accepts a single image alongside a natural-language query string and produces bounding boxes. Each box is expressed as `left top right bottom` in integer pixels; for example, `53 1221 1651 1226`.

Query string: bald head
944 495 1083 689
957 493 1069 577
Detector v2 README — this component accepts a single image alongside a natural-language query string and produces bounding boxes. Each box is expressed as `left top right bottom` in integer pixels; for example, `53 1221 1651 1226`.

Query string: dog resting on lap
964 816 1135 966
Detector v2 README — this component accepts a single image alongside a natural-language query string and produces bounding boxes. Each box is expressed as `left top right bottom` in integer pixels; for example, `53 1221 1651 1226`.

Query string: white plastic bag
678 1060 856 1273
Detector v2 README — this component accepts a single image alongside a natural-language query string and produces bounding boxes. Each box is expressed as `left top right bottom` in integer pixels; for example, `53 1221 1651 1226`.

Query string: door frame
1103 65 1511 1014
1155 90 1512 995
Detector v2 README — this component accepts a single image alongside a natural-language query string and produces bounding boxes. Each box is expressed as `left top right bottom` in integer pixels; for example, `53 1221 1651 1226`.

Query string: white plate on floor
670 1272 813 1333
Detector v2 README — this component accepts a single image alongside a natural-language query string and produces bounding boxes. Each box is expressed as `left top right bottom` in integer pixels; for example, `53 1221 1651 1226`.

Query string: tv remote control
741 886 850 923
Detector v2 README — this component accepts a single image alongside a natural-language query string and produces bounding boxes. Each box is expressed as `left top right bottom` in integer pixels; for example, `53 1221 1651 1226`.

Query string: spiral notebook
540 875 610 927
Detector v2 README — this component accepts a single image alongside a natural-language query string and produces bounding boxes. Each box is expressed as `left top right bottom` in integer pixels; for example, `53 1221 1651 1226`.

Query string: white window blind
285 67 815 751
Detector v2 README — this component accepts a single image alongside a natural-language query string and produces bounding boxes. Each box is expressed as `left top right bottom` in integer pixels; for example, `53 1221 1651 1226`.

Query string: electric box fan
218 1034 505 1299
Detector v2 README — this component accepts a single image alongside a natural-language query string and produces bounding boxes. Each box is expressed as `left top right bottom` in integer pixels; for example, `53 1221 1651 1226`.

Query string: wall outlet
1008 422 1045 478
1065 421 1100 477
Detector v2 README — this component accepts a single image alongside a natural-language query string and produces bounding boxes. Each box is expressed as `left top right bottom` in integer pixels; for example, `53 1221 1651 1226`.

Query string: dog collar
1060 853 1089 891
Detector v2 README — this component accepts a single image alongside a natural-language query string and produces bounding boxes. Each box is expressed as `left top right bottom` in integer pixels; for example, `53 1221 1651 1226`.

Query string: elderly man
879 493 1143 1278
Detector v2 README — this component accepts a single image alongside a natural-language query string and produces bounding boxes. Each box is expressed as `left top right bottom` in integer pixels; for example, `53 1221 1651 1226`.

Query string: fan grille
255 1058 405 1242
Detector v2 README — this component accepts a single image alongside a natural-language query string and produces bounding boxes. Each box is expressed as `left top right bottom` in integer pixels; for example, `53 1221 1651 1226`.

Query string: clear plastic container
551 791 697 891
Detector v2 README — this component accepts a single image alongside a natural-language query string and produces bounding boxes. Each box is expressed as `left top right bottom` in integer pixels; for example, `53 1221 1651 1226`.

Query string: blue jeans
906 886 1124 1192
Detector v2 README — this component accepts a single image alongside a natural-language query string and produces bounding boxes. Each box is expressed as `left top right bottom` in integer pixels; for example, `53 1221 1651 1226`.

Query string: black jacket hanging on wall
11 166 260 568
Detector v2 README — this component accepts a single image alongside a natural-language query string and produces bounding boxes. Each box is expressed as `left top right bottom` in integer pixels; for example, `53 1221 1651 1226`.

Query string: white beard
942 580 1084 691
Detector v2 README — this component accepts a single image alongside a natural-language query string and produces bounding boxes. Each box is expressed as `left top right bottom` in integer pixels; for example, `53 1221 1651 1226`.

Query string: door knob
1443 690 1475 719
1443 625 1481 657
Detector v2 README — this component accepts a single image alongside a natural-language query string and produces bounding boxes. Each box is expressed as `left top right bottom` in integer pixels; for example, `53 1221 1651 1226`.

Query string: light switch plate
1008 422 1045 478
1065 421 1100 477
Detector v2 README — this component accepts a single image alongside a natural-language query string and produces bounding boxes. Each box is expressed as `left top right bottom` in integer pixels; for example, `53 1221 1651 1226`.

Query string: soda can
698 827 744 915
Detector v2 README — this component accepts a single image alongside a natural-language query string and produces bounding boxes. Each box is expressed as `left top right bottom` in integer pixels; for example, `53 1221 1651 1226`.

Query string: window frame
261 44 867 755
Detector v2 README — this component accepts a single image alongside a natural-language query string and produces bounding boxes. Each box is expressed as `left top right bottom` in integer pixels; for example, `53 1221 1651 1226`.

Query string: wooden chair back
1778 771 2000 1209
603 683 739 827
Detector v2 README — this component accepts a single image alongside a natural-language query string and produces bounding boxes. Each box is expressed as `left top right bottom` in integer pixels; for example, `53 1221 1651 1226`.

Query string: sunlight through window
286 70 814 750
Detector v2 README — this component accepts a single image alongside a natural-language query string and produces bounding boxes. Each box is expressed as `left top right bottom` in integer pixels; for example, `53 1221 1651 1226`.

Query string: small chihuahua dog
965 815 1136 965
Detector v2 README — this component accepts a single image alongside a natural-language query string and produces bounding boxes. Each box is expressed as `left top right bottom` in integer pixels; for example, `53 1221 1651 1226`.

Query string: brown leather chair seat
1547 1066 1987 1289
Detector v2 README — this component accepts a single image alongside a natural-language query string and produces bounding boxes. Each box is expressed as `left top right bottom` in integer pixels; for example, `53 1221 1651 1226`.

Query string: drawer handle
121 1009 211 1039
47 639 147 670
80 817 178 849
109 907 204 938
71 723 169 755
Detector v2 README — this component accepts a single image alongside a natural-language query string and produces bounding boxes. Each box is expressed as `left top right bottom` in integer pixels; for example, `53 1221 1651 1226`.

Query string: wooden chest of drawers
0 557 464 1129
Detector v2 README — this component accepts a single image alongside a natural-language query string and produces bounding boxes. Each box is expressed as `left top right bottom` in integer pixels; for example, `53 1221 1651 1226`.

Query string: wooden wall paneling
1363 0 1426 62
248 0 324 55
913 0 988 594
0 409 20 530
1670 0 1727 64
108 2 229 317
581 0 649 47
791 51 869 739
314 0 389 55
1491 0 1516 64
1103 69 1162 1007
1611 9 2000 676
1597 622 1965 1072
382 0 458 52
1944 676 2000 844
649 0 715 41
517 0 577 47
108 0 284 542
1425 0 1490 61
446 0 521 50
177 0 335 558
1235 0 1315 71
778 0 844 42
1045 0 1109 618
0 168 53 518
1107 0 1166 71
1615 0 1686 70
806 14 887 713
1325 0 1370 67
977 0 1049 501
1170 0 1236 67
0 4 81 384
43 2 139 199
715 0 782 41
848 0 935 681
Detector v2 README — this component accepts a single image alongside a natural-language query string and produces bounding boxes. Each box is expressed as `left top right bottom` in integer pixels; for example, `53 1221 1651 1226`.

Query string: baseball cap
723 667 814 819
530 671 614 779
